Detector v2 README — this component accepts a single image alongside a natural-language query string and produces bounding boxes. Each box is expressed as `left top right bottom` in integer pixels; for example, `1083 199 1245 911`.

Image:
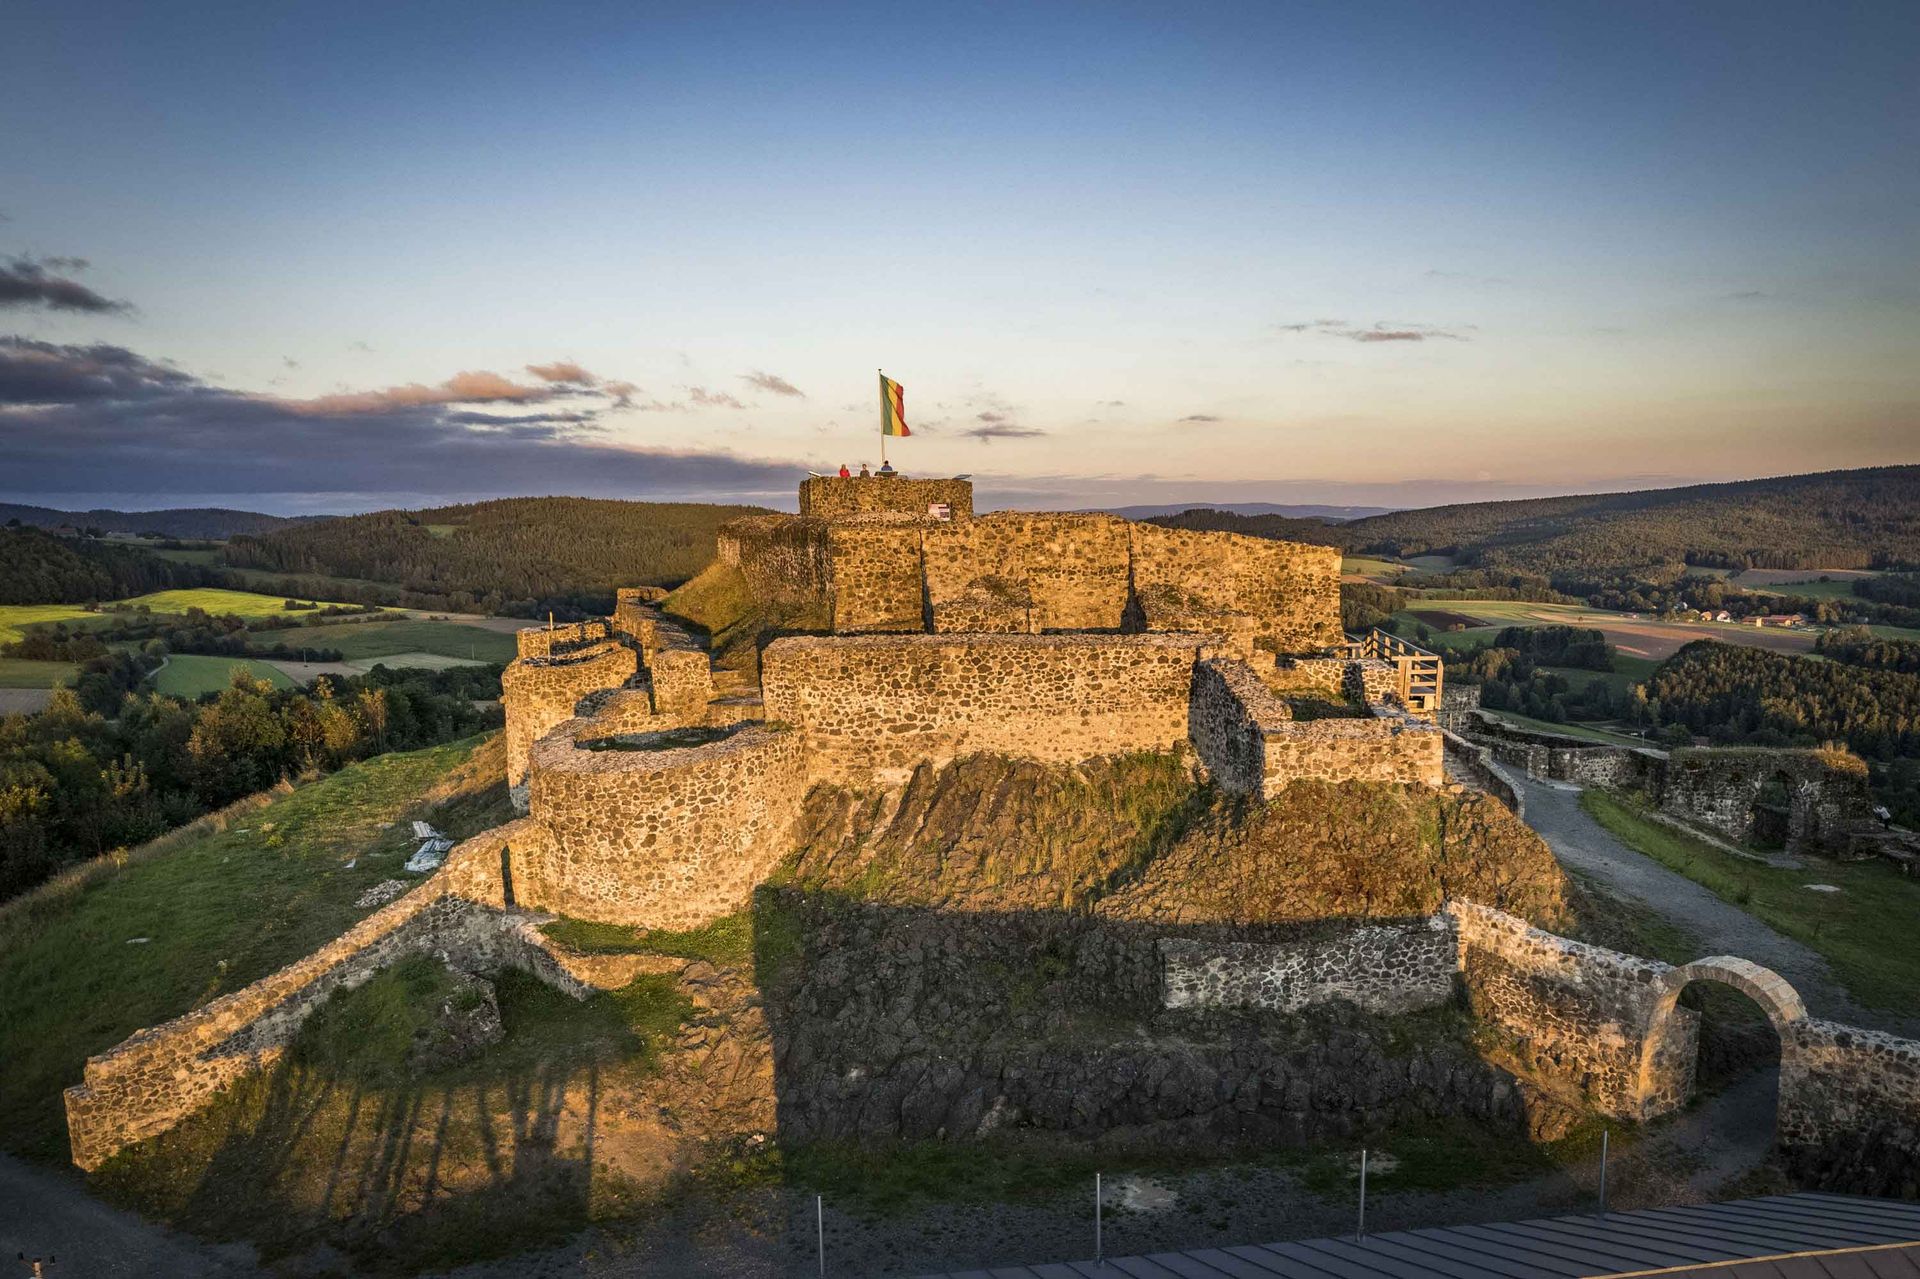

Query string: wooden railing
1342 628 1443 715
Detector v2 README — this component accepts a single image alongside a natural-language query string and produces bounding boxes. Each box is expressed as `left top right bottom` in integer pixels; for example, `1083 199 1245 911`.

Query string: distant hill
224 496 772 614
0 503 303 539
1334 466 1920 579
1102 502 1396 522
1142 507 1348 545
0 525 219 604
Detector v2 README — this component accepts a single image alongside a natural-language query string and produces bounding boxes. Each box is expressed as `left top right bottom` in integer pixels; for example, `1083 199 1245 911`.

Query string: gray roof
919 1194 1920 1279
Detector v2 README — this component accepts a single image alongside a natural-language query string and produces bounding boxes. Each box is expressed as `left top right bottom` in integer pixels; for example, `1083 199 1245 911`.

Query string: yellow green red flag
879 373 910 438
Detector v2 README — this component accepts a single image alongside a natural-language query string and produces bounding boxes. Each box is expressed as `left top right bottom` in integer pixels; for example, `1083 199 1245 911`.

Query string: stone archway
1633 956 1807 1124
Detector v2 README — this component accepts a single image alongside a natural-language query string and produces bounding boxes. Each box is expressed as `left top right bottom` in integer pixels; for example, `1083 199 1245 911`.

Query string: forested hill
1143 508 1346 545
1334 466 1920 577
0 503 301 539
0 525 219 604
223 496 771 614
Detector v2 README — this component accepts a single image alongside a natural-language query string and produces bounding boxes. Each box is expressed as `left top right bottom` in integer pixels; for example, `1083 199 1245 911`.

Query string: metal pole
1357 1148 1368 1242
816 1193 825 1276
1095 1171 1103 1264
1597 1129 1609 1217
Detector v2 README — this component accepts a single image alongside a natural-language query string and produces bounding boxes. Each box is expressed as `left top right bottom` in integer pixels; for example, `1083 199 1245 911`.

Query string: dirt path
0 1153 259 1277
1513 775 1920 1037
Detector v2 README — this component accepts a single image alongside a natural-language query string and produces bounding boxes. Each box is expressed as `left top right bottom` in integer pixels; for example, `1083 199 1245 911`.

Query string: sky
2 0 1916 515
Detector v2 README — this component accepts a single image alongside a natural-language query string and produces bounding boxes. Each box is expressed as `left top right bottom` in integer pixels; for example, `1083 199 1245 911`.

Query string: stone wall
514 618 612 660
1443 729 1523 817
716 514 833 605
922 513 1132 631
1129 522 1343 653
1447 899 1696 1118
1190 658 1444 796
761 633 1206 782
1780 1019 1920 1195
1160 918 1457 1016
1464 713 1662 790
500 638 639 791
798 475 974 521
826 520 925 632
1660 748 1869 854
611 587 668 643
519 720 808 928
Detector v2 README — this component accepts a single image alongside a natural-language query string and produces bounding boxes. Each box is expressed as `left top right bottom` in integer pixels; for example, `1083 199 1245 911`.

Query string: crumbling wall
1128 522 1342 653
1448 899 1695 1118
716 514 833 606
501 638 639 791
519 720 807 928
1160 917 1458 1016
826 520 925 632
798 475 973 520
761 633 1205 782
647 647 714 720
1659 748 1869 854
1780 1019 1920 1195
922 513 1132 631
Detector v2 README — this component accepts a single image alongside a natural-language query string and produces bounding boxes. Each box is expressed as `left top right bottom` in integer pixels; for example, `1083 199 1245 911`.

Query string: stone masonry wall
514 619 611 660
922 513 1132 631
1160 917 1458 1016
1780 1019 1920 1195
761 633 1206 782
799 475 974 521
500 639 638 791
1659 748 1869 854
1129 521 1343 653
520 720 807 928
1188 658 1286 796
827 520 926 632
1447 900 1696 1118
716 514 833 605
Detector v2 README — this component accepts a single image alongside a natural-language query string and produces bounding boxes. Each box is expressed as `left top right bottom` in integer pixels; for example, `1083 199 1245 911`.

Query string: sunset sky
2 1 1915 513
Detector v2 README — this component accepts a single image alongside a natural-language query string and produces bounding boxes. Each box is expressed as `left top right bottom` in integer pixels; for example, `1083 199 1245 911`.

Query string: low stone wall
1129 521 1342 653
500 639 638 791
798 474 973 521
1443 729 1523 817
1464 713 1662 790
514 619 611 660
716 514 833 605
520 720 808 928
1781 1019 1920 1195
1160 918 1457 1016
1188 658 1289 796
1447 899 1696 1118
1661 748 1869 854
762 633 1206 782
61 827 548 1171
1268 656 1347 699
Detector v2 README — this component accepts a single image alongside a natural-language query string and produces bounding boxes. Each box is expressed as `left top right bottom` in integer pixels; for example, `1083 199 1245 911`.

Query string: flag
880 373 910 437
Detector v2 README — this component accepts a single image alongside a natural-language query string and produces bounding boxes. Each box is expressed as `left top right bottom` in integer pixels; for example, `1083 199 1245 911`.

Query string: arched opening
1749 769 1796 850
1635 959 1805 1163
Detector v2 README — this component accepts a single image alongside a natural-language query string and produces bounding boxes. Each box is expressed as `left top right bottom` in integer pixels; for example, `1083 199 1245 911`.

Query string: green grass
1341 555 1407 578
1482 710 1653 748
1581 789 1920 1016
0 736 503 1162
287 617 515 664
541 910 755 967
0 658 77 688
0 603 99 644
120 587 371 617
148 653 296 697
146 546 224 566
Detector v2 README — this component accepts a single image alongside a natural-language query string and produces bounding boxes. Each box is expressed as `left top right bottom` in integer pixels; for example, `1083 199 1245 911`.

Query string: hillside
223 496 772 614
1334 466 1920 579
0 525 219 604
1143 507 1347 545
0 503 301 539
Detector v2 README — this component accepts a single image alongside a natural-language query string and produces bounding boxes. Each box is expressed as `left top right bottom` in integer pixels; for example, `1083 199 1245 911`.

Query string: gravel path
0 1153 259 1278
1514 774 1920 1037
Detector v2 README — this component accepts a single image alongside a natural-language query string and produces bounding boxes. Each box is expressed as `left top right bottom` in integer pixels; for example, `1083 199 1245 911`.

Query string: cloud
1276 318 1470 343
0 257 130 314
526 359 596 384
741 370 804 397
688 386 746 409
0 337 801 502
962 413 1044 441
1178 413 1222 423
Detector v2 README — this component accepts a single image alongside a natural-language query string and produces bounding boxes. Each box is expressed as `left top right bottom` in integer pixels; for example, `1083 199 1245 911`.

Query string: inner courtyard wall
921 513 1132 631
1128 522 1343 652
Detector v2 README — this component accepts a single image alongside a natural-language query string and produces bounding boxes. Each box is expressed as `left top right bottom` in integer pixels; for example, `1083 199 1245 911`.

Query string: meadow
291 617 516 664
149 653 297 697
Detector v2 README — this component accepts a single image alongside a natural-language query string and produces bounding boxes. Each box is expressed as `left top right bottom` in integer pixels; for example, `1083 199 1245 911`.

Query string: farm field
291 617 516 664
1732 567 1878 593
1392 599 1819 662
150 654 297 698
1340 555 1408 582
0 603 100 645
119 587 375 618
1481 710 1652 748
0 658 78 689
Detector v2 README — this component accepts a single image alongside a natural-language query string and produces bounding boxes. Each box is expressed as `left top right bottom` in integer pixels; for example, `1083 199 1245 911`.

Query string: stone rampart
827 520 925 632
761 633 1205 782
923 513 1132 631
1447 899 1696 1118
1443 729 1523 817
1660 748 1869 854
717 514 833 605
520 720 807 928
1160 917 1457 1016
501 639 639 791
1188 658 1290 796
514 619 611 660
1129 522 1343 653
799 474 974 521
1780 1019 1920 1194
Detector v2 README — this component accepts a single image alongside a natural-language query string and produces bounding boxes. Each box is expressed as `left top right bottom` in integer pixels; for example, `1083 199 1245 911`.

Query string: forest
0 524 221 604
1814 626 1920 675
1648 641 1920 761
0 664 500 901
222 496 769 615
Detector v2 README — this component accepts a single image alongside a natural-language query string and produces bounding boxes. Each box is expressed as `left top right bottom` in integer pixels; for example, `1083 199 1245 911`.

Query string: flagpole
877 368 886 467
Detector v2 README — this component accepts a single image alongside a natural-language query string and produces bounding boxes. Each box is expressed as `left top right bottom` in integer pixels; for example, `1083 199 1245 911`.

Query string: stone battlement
797 474 973 520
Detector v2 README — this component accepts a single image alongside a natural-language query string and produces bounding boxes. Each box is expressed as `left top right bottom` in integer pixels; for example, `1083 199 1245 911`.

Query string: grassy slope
1581 789 1920 1016
119 587 373 616
0 734 508 1162
150 653 297 696
0 658 78 688
0 603 98 644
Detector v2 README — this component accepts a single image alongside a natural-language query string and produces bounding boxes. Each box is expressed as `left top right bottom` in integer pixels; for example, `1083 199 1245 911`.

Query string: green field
1582 790 1920 1016
0 658 79 689
119 588 373 618
293 618 516 664
1341 555 1408 579
150 654 297 698
1482 710 1653 748
0 603 100 645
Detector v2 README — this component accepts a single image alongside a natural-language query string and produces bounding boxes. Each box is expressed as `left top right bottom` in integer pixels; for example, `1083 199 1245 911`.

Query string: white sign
927 502 952 522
